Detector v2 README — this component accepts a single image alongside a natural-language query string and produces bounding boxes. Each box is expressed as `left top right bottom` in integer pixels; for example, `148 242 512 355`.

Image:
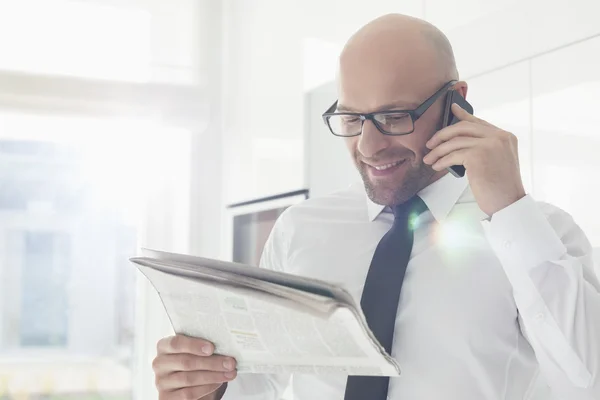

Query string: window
0 110 190 400
20 232 70 347
0 0 152 81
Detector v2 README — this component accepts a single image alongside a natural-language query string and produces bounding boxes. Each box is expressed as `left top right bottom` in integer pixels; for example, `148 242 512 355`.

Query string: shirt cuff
481 195 567 285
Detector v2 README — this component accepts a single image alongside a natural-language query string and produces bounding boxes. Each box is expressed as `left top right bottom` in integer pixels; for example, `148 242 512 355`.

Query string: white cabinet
466 61 533 193
444 0 600 79
445 3 532 78
531 36 600 247
528 0 600 55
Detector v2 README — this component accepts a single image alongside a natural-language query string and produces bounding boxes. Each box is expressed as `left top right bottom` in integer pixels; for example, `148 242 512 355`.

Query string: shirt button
503 240 512 249
534 313 545 322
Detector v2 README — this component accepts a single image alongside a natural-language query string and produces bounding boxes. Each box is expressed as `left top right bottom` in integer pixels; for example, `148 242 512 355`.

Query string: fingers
431 149 469 171
423 137 479 166
449 103 473 121
427 121 485 149
158 383 223 400
451 103 494 127
154 335 238 400
156 370 237 392
158 335 214 357
153 353 237 375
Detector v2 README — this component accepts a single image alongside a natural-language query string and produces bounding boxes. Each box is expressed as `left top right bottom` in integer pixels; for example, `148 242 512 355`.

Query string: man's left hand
423 103 526 216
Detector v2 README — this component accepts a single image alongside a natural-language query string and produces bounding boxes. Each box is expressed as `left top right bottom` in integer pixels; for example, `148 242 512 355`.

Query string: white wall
221 0 305 205
302 0 424 46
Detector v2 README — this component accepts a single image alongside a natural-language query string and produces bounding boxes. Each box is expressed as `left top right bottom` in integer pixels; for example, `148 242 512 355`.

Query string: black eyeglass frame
321 80 458 137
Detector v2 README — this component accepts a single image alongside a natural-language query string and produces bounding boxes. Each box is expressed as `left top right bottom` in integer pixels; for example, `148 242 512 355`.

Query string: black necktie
344 196 427 400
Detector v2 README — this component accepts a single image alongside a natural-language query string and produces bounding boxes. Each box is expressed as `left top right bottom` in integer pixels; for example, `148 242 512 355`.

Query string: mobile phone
441 90 474 178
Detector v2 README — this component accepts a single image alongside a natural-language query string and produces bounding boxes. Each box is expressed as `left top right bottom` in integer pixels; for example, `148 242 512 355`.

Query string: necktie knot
392 195 428 220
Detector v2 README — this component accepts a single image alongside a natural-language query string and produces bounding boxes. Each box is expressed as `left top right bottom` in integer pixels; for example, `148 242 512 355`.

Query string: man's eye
342 116 360 124
386 114 409 122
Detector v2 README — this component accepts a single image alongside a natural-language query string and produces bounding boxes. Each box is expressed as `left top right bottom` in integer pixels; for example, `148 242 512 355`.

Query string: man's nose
356 119 391 159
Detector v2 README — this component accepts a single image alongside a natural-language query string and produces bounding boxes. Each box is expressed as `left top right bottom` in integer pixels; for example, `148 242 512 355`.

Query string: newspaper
130 248 400 376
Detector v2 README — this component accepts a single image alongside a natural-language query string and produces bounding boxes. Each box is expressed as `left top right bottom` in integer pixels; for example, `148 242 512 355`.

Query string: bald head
341 14 458 86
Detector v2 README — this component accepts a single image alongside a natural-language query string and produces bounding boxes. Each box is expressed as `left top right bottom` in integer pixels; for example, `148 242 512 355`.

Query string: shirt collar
366 173 469 222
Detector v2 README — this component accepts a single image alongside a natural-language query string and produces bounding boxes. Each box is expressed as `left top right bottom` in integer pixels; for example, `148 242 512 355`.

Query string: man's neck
420 169 449 191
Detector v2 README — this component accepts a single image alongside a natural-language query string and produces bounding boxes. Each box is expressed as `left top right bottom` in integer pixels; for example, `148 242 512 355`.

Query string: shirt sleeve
221 210 292 400
481 195 600 400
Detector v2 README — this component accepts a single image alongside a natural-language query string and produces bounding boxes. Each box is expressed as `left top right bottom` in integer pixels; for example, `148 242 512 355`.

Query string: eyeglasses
322 80 457 137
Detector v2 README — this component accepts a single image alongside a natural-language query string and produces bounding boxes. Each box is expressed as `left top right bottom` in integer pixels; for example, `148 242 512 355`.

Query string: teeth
373 160 403 171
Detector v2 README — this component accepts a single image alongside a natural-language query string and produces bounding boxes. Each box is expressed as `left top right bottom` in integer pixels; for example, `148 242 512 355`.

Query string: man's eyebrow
336 101 418 113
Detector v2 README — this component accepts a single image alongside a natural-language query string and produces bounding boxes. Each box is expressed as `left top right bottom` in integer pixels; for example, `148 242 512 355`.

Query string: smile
370 160 405 171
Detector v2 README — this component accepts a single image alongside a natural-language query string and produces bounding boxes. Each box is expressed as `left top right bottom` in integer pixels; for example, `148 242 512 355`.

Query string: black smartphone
441 90 474 178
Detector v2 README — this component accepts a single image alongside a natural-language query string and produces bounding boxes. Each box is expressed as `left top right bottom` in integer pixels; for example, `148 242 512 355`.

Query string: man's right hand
153 335 237 400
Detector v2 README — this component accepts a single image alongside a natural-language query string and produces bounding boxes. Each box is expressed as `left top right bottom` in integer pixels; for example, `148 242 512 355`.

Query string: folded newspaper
130 248 400 376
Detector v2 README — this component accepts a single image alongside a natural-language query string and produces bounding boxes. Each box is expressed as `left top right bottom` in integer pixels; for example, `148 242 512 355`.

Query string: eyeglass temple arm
324 100 338 114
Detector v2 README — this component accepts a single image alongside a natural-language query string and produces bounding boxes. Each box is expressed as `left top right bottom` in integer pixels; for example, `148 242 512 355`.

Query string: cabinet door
528 0 600 55
531 37 600 247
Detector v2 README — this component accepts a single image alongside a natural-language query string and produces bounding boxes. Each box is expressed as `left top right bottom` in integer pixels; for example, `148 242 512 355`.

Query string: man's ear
454 80 468 99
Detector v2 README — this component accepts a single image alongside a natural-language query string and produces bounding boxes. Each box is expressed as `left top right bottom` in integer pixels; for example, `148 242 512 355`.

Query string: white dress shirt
222 173 600 400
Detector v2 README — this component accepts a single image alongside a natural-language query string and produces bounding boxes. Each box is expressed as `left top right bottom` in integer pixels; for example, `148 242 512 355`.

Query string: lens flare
433 217 485 255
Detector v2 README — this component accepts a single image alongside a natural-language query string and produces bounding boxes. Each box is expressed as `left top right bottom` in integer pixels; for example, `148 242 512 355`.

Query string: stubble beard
357 155 436 207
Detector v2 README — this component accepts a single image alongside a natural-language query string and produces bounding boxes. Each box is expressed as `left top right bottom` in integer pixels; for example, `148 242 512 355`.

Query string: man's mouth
370 160 405 171
364 159 406 176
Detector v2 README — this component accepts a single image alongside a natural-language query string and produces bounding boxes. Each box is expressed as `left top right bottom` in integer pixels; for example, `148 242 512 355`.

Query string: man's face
338 47 451 206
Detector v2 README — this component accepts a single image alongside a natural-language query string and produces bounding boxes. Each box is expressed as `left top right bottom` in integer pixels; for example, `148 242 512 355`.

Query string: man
152 14 600 400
